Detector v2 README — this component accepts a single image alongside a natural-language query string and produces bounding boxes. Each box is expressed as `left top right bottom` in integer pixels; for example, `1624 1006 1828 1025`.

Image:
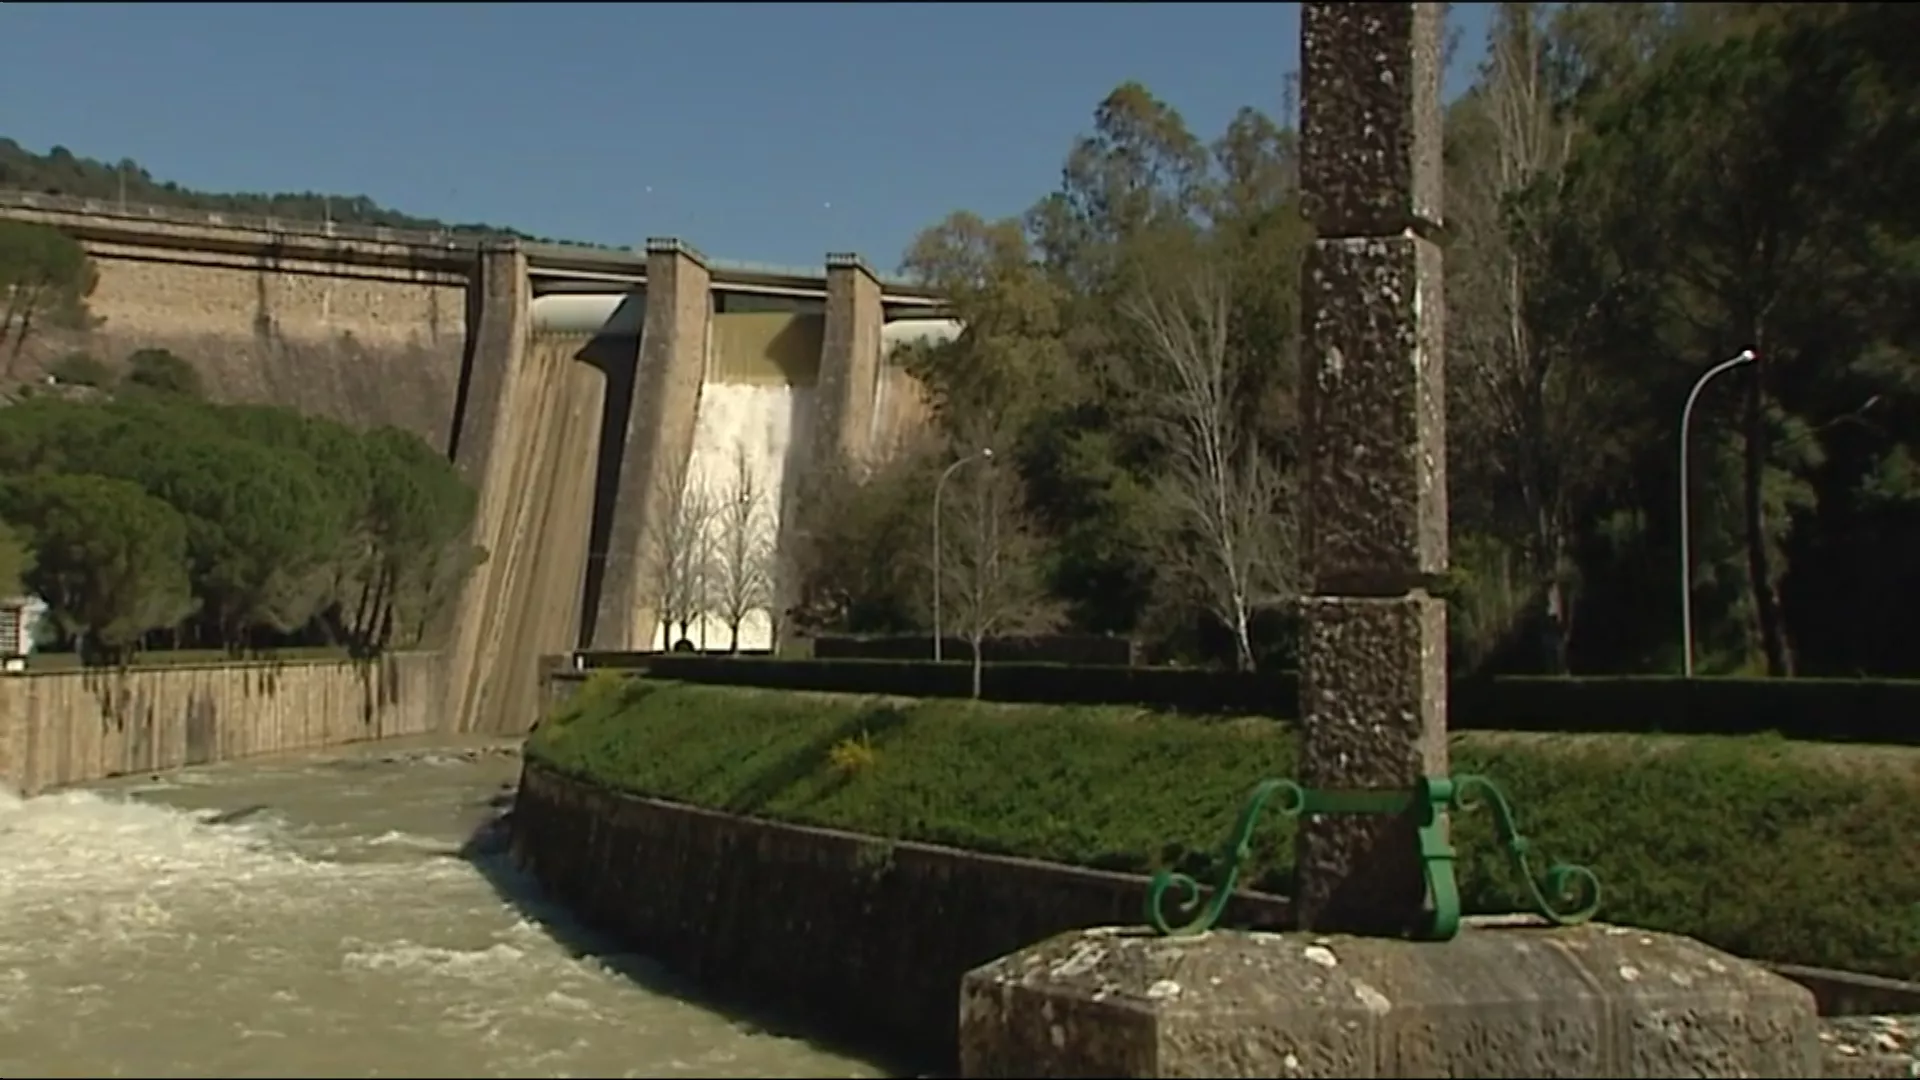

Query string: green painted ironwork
1144 774 1601 940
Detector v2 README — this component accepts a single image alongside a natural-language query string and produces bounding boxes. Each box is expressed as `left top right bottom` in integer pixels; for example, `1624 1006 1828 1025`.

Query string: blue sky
0 2 1493 272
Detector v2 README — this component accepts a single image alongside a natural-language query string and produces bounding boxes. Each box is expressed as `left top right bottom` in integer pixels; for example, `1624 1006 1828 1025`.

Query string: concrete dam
0 191 955 734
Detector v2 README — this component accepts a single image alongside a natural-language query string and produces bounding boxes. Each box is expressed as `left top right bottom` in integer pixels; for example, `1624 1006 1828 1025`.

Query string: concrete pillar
588 239 711 650
956 8 1820 1076
440 242 531 733
815 252 884 468
450 242 530 480
1294 0 1452 937
440 241 611 735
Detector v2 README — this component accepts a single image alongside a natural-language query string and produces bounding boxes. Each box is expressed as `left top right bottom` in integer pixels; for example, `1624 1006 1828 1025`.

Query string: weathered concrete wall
710 311 823 386
0 653 440 796
871 359 937 460
7 202 470 448
443 249 609 735
814 255 884 469
510 760 1289 1059
514 757 1911 1075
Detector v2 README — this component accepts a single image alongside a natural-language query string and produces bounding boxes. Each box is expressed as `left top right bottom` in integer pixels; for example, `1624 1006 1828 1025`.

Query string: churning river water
0 739 894 1079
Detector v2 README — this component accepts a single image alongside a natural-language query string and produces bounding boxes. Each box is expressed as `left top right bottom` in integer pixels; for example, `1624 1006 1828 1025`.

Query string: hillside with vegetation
0 137 600 246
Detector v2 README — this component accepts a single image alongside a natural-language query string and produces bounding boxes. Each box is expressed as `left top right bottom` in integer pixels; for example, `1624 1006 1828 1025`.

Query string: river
0 739 896 1079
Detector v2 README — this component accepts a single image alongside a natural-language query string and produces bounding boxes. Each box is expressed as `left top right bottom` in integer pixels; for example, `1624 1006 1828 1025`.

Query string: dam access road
0 739 896 1079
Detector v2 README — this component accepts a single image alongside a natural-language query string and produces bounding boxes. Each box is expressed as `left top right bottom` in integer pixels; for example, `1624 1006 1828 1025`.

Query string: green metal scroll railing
1145 774 1602 941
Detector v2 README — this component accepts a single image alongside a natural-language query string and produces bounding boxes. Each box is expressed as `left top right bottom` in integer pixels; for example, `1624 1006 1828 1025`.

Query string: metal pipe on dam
529 292 650 337
527 291 962 349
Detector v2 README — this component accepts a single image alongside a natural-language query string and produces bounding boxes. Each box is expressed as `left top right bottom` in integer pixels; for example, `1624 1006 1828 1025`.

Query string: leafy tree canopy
0 356 483 662
795 2 1920 679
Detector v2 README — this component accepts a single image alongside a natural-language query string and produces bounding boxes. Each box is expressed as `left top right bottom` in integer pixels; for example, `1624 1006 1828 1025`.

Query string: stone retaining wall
510 760 1291 1058
512 759 1920 1073
0 653 442 794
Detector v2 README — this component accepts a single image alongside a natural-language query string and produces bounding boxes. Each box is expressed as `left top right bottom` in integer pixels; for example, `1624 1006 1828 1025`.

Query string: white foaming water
0 747 890 1079
656 381 814 652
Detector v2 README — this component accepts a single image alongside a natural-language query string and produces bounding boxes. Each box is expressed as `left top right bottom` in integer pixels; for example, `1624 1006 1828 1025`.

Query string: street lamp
932 447 994 662
1678 348 1757 678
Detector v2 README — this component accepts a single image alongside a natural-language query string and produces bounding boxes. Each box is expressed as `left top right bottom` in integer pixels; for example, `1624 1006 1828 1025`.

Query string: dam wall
0 653 441 796
814 255 884 468
0 193 948 734
618 258 903 654
441 248 608 736
578 248 913 654
872 357 937 461
1 192 470 448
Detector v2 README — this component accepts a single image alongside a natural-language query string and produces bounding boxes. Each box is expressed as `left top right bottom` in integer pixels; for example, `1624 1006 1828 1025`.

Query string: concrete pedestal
958 921 1821 1078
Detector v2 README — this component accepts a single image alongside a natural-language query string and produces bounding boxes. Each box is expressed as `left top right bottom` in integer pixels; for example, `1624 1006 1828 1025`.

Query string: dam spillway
524 285 959 656
661 305 822 652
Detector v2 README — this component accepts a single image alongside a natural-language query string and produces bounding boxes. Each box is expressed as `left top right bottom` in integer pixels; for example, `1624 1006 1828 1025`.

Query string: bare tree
1448 2 1610 669
711 440 777 652
934 447 1059 698
653 484 716 650
1121 261 1297 672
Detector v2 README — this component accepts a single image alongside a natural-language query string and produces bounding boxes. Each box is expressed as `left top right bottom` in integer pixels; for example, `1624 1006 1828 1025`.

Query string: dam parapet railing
0 189 494 251
0 189 939 292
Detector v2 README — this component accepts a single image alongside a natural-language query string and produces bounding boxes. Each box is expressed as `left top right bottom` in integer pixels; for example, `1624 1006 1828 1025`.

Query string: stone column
449 242 530 480
1294 2 1452 936
954 7 1821 1073
439 242 530 733
815 252 884 468
589 239 712 650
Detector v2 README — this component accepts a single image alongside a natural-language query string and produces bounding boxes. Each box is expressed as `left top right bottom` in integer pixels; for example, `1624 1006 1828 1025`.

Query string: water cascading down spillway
661 307 963 651
530 288 963 654
664 304 824 651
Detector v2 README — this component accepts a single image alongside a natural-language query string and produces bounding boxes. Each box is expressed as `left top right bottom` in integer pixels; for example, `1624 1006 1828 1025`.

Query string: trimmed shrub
598 655 1920 744
812 634 1134 666
1454 675 1920 743
642 654 1292 715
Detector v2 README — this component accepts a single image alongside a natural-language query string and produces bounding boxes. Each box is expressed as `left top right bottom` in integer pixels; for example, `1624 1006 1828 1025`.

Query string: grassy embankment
528 676 1920 980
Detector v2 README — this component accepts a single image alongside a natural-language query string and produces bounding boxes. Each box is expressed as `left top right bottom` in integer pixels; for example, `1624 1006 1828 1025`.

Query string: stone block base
958 922 1820 1078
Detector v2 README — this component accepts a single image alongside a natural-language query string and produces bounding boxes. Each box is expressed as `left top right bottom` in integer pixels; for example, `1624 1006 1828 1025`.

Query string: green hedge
609 655 1920 743
530 679 1920 980
1455 675 1920 743
812 634 1134 665
641 654 1290 714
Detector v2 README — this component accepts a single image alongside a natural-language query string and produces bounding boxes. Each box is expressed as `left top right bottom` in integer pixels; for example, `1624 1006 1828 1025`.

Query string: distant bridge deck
0 189 945 307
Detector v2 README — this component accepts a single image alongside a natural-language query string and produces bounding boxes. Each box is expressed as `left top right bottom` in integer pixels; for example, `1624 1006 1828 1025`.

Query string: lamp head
1736 349 1757 363
980 447 995 460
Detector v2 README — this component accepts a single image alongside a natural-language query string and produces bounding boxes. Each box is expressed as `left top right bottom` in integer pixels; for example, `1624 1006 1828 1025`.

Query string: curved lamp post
1679 348 1757 678
932 447 993 662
